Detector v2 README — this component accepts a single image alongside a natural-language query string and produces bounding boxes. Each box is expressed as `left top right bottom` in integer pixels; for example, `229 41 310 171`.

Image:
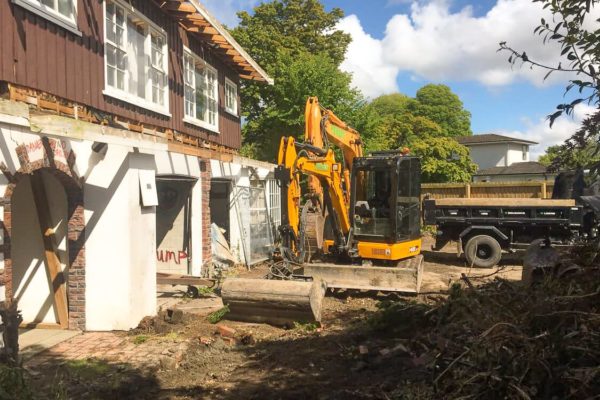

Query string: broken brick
216 324 236 338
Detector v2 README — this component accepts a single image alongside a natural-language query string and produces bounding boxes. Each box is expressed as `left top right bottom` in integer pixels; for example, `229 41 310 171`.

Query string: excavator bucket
302 255 424 294
221 278 327 327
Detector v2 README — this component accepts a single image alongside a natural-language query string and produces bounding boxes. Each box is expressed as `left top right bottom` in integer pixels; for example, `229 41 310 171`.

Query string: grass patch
62 358 112 379
207 305 230 324
197 286 214 296
163 332 180 341
133 335 150 345
293 321 320 332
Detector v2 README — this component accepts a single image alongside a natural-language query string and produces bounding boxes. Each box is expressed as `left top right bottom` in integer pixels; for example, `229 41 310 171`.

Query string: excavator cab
349 153 422 261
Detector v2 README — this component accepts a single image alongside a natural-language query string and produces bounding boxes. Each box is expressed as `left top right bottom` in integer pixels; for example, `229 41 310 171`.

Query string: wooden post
465 183 471 198
541 181 547 199
30 173 69 329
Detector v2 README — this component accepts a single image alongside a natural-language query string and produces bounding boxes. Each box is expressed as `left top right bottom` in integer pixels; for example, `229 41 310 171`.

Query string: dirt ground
25 236 525 399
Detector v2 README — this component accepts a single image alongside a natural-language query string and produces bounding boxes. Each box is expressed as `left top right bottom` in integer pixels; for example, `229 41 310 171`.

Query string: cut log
221 278 326 326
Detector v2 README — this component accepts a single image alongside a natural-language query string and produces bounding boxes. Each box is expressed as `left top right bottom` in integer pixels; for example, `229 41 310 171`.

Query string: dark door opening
210 179 231 242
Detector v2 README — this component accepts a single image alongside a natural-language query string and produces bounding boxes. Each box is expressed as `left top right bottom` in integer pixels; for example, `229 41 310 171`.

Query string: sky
201 0 599 160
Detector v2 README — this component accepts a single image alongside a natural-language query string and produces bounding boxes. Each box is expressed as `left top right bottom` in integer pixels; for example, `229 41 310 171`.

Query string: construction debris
367 269 600 399
211 223 236 271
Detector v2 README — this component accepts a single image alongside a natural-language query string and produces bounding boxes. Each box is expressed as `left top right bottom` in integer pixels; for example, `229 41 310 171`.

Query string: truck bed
432 198 576 207
423 198 582 227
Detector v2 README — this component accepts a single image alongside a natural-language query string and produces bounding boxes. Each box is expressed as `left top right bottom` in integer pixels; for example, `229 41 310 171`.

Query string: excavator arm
276 136 350 258
304 97 363 205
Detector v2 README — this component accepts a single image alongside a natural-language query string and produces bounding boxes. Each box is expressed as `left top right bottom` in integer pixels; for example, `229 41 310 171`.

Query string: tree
498 0 599 171
230 0 359 159
241 51 362 160
362 87 476 182
408 84 473 137
411 137 478 183
539 133 600 170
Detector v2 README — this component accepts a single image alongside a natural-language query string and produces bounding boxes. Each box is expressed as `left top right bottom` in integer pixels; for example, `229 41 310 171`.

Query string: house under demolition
0 0 280 331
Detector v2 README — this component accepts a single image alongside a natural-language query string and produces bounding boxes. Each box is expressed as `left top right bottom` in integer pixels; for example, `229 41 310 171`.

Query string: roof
474 162 550 176
456 134 537 146
153 0 273 84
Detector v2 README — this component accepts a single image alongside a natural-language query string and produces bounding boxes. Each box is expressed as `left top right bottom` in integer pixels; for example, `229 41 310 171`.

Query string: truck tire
464 235 502 268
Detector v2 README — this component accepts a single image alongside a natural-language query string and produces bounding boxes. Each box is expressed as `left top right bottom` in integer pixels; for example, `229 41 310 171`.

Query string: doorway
156 175 197 275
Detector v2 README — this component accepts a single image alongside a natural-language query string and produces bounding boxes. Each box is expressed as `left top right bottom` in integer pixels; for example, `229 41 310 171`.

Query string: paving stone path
24 331 187 370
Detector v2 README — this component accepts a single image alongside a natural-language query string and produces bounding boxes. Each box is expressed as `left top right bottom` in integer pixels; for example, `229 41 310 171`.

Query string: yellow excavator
221 97 424 325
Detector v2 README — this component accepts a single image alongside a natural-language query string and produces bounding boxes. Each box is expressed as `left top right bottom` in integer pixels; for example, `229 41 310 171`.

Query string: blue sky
202 0 597 159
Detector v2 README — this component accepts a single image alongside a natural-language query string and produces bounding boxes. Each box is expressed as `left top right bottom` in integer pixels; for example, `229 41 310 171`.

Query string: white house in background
456 134 537 170
471 162 557 183
456 134 555 183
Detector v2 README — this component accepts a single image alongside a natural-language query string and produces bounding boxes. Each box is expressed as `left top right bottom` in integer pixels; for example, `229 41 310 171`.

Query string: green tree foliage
411 137 478 183
408 84 473 137
539 133 600 170
362 87 476 182
230 0 360 160
241 52 362 159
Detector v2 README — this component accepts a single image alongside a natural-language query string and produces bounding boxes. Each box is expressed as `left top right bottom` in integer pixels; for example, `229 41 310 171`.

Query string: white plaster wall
507 143 529 165
0 121 160 331
84 146 159 331
12 172 67 324
468 144 508 170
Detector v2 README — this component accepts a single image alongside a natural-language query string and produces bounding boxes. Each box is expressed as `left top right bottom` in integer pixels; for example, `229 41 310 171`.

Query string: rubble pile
370 273 600 399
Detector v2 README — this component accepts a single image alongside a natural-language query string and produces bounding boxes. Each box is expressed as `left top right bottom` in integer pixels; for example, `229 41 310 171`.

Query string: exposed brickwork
1 137 86 330
200 159 212 266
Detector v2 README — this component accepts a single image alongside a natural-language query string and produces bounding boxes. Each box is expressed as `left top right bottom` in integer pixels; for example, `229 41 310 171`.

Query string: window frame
224 78 238 117
102 0 170 116
522 145 528 161
182 47 220 133
12 0 81 36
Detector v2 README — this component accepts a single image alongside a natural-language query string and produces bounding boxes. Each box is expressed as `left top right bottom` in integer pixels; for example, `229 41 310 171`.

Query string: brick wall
200 159 212 266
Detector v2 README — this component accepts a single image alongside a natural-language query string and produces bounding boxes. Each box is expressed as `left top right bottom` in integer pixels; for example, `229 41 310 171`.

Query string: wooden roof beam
164 1 196 13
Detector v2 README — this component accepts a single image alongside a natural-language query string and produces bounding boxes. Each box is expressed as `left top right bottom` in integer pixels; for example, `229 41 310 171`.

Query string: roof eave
460 140 538 146
189 1 273 85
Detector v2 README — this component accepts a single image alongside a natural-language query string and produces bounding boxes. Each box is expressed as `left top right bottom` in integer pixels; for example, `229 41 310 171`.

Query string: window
224 78 238 116
13 0 78 33
183 48 219 132
522 145 528 161
103 0 169 115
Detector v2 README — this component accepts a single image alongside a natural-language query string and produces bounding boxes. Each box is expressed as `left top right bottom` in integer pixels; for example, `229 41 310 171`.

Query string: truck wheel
465 235 502 268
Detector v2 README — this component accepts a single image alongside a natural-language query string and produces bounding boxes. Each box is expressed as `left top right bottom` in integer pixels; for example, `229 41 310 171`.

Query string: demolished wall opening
156 175 197 276
209 179 231 243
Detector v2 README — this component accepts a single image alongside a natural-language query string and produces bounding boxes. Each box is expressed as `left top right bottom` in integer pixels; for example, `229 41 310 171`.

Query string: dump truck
423 171 600 268
221 97 424 325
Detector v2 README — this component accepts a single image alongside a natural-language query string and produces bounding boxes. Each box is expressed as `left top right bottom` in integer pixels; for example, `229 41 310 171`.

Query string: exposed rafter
155 0 273 84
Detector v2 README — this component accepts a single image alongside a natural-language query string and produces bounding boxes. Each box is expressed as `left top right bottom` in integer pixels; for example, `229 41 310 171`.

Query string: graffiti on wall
23 138 69 165
156 250 188 265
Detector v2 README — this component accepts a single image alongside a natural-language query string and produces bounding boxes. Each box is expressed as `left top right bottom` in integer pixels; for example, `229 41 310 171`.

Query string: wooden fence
421 181 555 200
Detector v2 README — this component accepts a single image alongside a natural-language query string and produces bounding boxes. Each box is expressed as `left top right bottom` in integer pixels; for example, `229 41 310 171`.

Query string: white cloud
337 0 598 97
337 15 400 97
502 104 596 160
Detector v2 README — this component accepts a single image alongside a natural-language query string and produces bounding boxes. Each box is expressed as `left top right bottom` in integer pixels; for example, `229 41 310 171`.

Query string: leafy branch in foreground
498 0 599 127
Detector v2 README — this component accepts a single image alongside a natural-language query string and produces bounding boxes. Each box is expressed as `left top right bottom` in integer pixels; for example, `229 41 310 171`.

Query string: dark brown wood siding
0 0 242 150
